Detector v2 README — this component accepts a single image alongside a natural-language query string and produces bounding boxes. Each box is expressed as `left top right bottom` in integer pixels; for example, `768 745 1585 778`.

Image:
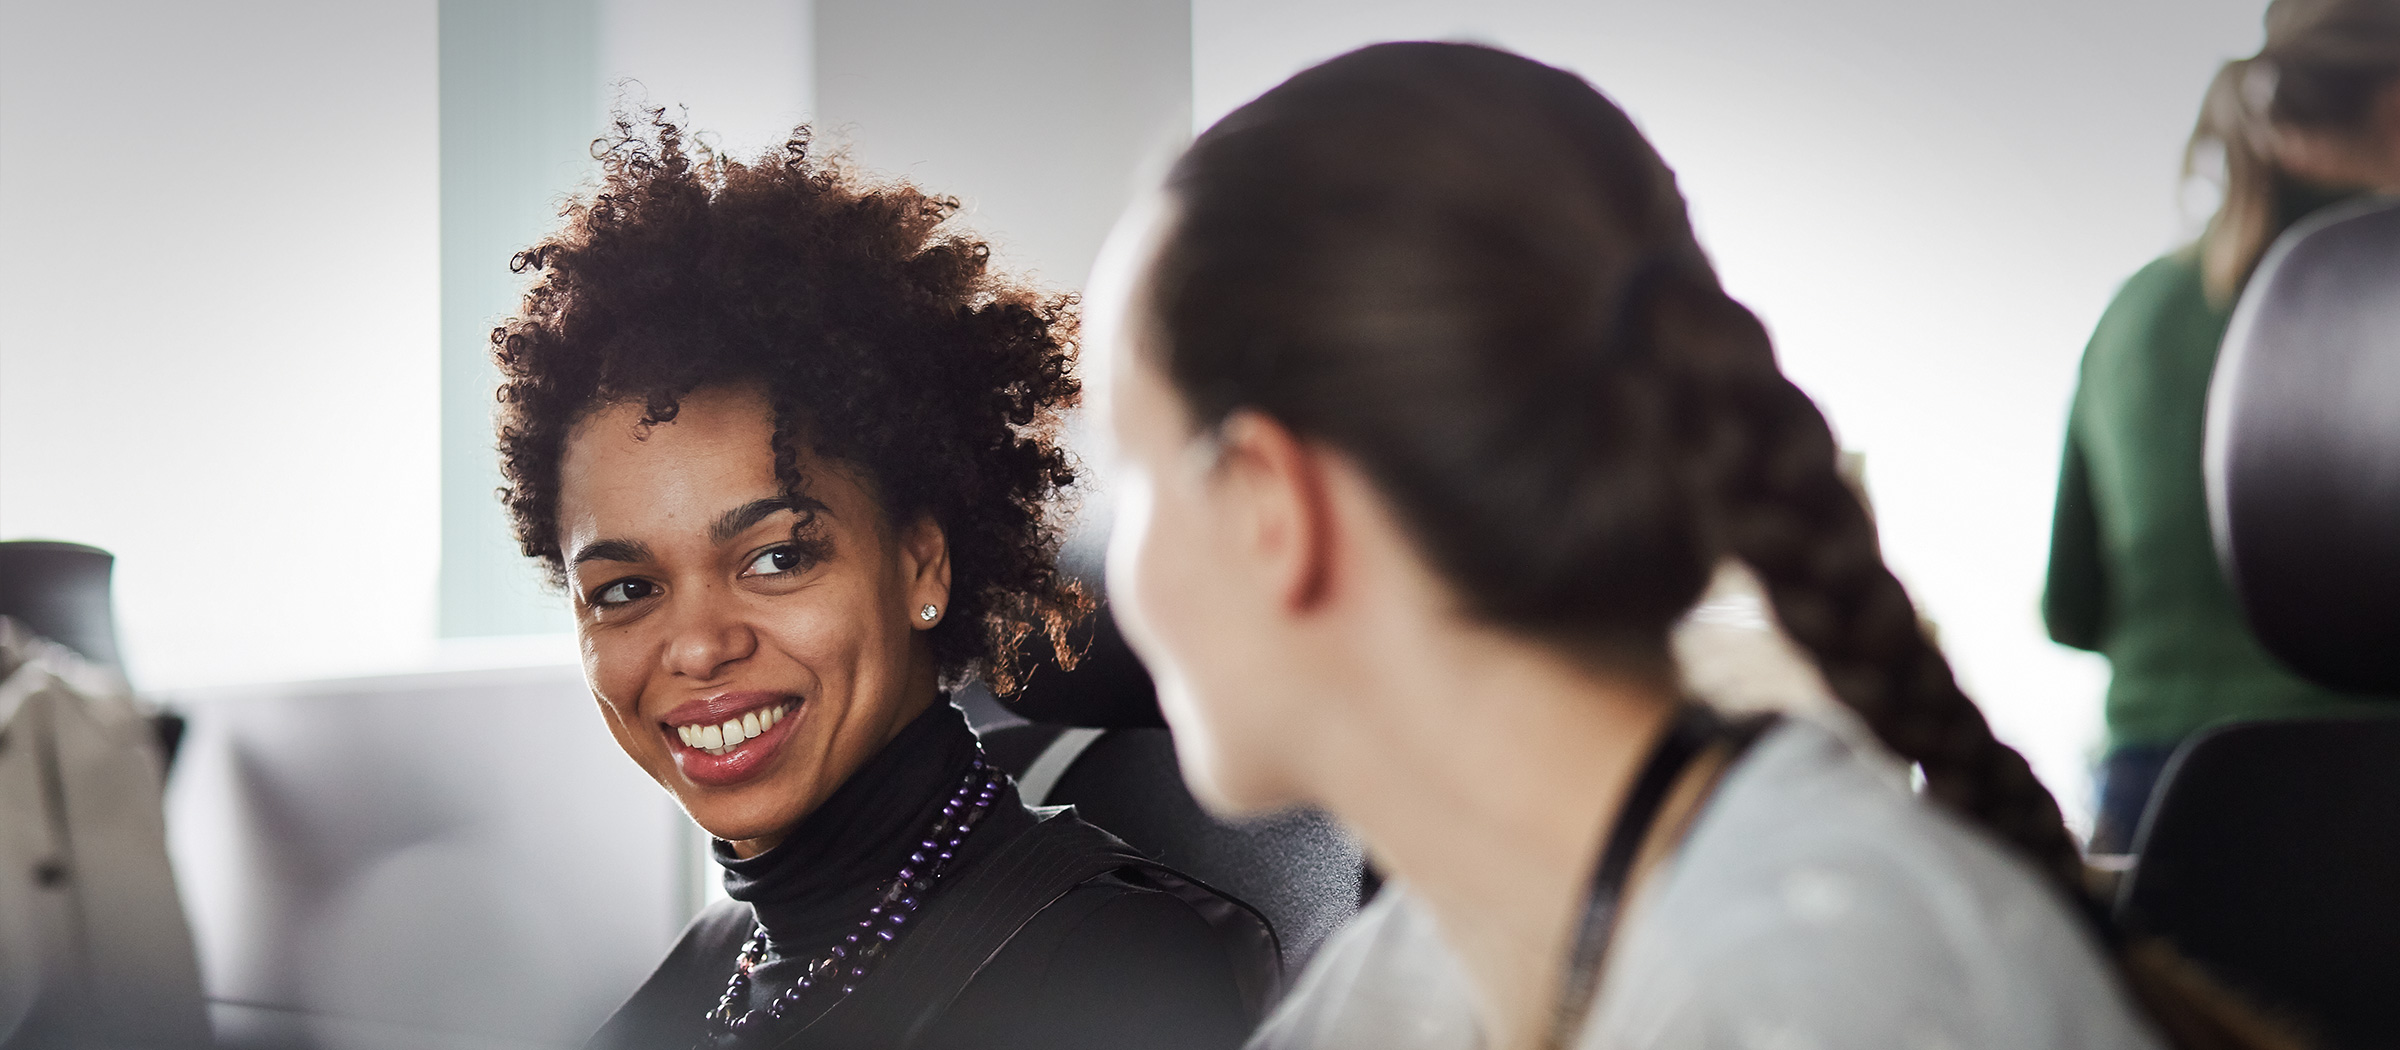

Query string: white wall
0 0 443 691
599 0 817 161
1191 0 2271 829
815 0 1193 293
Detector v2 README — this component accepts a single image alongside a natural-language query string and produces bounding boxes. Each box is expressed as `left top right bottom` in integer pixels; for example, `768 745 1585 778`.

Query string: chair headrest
2206 196 2400 695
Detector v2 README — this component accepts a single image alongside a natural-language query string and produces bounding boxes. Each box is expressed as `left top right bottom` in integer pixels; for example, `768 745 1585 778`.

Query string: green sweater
2045 248 2373 749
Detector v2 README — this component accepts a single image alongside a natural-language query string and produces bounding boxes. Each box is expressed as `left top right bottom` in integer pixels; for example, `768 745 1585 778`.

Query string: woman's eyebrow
570 538 653 567
709 496 829 545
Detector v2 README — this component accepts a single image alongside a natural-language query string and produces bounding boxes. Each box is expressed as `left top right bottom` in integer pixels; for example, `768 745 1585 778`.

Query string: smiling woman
492 110 1277 1050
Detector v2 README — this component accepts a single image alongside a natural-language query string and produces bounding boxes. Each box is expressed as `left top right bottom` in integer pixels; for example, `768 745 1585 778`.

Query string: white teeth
676 702 795 756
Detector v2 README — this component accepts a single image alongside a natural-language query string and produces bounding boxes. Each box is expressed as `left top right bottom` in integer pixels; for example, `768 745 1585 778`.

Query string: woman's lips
662 692 804 788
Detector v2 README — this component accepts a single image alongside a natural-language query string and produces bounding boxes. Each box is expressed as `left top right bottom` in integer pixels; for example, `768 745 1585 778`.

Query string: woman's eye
742 546 806 578
594 579 658 607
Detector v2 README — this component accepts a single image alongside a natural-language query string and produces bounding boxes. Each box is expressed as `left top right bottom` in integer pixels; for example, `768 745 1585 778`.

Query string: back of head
2193 0 2400 300
1154 39 2075 879
1156 43 1718 653
1151 42 2306 1050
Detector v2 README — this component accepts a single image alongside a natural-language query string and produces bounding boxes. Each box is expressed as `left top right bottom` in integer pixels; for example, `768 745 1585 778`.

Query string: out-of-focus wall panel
0 0 442 690
815 0 1193 294
437 0 599 641
166 666 688 1050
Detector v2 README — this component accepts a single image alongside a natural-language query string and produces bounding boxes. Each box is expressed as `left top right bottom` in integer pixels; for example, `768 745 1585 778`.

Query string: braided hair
1149 42 2300 1049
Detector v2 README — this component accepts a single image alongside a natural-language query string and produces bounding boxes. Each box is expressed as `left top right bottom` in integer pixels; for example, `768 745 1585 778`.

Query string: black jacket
585 702 1276 1050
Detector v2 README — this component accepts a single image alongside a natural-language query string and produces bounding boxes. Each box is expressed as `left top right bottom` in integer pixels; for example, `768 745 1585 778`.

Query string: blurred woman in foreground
1091 42 2300 1050
2046 0 2400 852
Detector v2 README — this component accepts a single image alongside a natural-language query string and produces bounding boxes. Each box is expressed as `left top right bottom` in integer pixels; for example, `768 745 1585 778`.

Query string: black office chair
2117 719 2400 1048
2203 196 2400 694
2115 197 2400 1049
979 550 1365 973
0 540 126 670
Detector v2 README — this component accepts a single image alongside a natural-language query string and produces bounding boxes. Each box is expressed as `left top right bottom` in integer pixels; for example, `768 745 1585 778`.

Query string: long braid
1657 277 2085 885
1662 277 2306 1050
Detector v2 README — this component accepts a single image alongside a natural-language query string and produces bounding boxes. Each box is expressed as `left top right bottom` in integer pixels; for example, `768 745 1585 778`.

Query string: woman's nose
660 590 758 681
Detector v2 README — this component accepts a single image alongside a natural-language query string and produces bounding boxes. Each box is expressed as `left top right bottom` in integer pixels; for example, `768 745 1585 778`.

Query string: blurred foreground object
2116 196 2400 1050
0 542 123 672
164 664 694 1049
0 541 187 774
0 616 210 1049
2205 195 2400 693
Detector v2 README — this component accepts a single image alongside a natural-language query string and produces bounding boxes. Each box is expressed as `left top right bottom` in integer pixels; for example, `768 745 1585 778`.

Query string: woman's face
554 386 951 855
1089 202 1314 816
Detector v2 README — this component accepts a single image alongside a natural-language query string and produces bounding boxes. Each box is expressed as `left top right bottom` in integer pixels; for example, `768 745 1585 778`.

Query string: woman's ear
1212 410 1336 614
900 514 952 628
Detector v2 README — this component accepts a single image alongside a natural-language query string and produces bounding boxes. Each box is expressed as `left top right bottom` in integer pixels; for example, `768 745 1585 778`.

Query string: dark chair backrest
0 540 124 670
2205 195 2400 694
986 517 1365 972
2116 718 2400 1049
982 721 1362 972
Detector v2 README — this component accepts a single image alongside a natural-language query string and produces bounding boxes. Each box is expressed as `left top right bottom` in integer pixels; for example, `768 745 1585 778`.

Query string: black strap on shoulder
782 810 1153 1050
1548 706 1780 1049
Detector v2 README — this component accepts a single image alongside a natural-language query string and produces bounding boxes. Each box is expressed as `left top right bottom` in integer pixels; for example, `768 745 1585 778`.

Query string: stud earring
919 604 940 622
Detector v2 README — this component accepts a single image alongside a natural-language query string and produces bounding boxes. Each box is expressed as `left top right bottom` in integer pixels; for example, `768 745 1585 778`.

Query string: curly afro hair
493 109 1085 692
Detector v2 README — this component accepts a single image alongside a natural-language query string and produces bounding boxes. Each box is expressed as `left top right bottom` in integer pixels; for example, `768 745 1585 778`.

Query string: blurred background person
2044 0 2400 854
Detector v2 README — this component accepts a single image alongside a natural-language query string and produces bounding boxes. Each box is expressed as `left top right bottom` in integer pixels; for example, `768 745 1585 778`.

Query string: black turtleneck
586 701 1267 1050
717 698 1008 974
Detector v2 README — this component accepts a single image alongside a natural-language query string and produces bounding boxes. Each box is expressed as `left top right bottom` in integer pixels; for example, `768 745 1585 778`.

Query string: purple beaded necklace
704 758 1005 1042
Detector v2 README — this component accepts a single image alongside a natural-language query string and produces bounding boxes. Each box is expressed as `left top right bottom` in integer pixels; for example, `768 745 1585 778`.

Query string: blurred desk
163 665 694 1050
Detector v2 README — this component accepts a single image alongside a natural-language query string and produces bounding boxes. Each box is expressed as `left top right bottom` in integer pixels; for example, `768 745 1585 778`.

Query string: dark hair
2193 0 2400 300
494 109 1085 691
1150 42 2300 1049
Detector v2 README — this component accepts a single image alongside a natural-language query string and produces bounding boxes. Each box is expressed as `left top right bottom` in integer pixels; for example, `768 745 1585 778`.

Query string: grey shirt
1249 718 2164 1050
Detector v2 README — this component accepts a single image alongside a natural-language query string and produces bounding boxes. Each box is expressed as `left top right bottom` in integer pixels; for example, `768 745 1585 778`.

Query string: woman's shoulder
1245 884 1483 1050
1590 717 2163 1050
2085 248 2222 364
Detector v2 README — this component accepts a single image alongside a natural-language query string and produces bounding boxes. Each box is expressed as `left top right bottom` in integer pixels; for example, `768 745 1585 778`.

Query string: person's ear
899 514 952 629
1210 410 1335 613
